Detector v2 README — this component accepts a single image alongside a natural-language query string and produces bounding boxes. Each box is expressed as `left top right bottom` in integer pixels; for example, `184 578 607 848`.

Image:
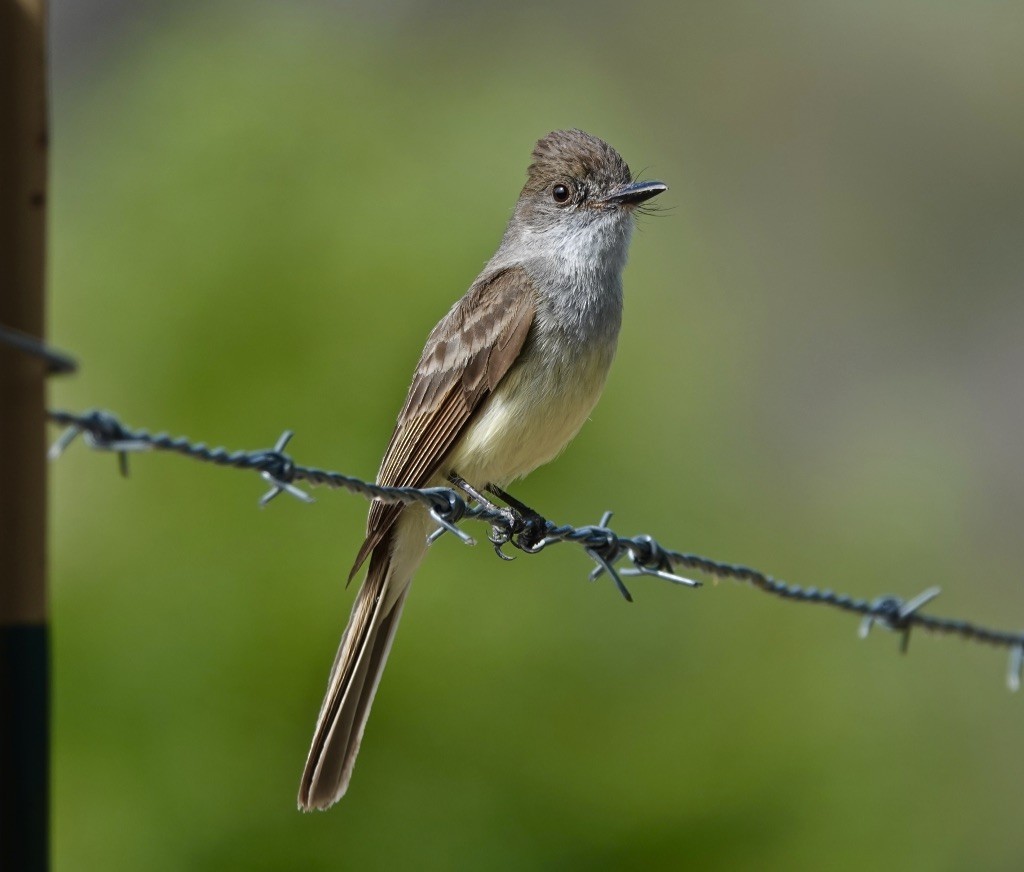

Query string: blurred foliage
48 1 1024 869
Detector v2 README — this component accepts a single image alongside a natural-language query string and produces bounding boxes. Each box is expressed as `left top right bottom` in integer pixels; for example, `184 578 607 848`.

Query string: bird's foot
447 474 548 559
447 473 519 559
485 484 549 553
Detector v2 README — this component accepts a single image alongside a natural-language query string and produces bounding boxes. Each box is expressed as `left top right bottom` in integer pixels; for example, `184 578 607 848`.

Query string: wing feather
348 267 536 579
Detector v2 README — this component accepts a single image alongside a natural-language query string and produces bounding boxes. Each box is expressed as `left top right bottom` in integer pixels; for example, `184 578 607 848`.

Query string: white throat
491 210 634 347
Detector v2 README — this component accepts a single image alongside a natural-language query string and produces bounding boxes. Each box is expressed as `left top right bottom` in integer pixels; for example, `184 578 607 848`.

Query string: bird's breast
443 331 616 488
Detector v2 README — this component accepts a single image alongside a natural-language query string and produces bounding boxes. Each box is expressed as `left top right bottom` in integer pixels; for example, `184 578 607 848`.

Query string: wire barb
425 489 475 547
45 407 1024 690
1008 643 1024 693
620 534 701 588
858 586 943 653
47 409 151 476
580 512 633 602
257 431 315 506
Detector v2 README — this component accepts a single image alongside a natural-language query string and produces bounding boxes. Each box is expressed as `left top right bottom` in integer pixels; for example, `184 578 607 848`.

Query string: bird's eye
552 184 570 203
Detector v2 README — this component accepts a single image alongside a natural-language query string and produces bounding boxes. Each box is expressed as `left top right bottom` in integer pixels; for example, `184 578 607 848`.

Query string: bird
298 129 666 810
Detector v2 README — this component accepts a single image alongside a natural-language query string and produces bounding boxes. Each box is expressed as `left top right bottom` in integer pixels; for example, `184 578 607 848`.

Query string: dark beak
601 180 668 206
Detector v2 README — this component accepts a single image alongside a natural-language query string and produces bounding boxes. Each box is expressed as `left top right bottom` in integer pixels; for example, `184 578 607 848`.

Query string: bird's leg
486 484 549 553
447 472 501 513
448 472 521 560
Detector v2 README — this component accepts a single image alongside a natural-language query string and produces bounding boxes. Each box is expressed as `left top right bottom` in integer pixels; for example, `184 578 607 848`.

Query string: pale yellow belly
442 343 613 489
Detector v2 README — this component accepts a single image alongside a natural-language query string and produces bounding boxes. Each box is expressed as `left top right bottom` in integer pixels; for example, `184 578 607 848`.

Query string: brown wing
348 266 537 579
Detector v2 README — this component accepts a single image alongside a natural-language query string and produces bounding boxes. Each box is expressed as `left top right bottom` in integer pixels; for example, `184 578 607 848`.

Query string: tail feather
298 537 409 810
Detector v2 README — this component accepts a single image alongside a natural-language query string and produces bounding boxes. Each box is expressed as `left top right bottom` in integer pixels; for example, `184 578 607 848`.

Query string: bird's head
509 129 666 274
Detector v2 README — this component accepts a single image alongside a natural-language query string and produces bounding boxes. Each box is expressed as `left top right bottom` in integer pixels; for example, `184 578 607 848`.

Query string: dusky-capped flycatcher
299 129 666 810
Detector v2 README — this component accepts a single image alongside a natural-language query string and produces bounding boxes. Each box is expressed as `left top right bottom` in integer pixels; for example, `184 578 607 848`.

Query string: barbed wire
47 407 1024 692
0 324 77 374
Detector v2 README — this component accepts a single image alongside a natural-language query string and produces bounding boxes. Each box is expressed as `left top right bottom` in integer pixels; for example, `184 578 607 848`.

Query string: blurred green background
47 1 1024 869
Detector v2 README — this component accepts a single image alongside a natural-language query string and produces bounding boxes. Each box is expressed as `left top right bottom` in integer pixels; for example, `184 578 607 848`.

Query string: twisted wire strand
46 408 1024 688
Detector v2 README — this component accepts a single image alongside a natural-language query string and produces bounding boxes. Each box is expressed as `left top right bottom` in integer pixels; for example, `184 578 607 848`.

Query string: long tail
298 512 427 810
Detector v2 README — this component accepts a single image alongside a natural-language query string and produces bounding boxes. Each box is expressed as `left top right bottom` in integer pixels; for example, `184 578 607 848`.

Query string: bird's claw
492 539 517 561
488 511 518 560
